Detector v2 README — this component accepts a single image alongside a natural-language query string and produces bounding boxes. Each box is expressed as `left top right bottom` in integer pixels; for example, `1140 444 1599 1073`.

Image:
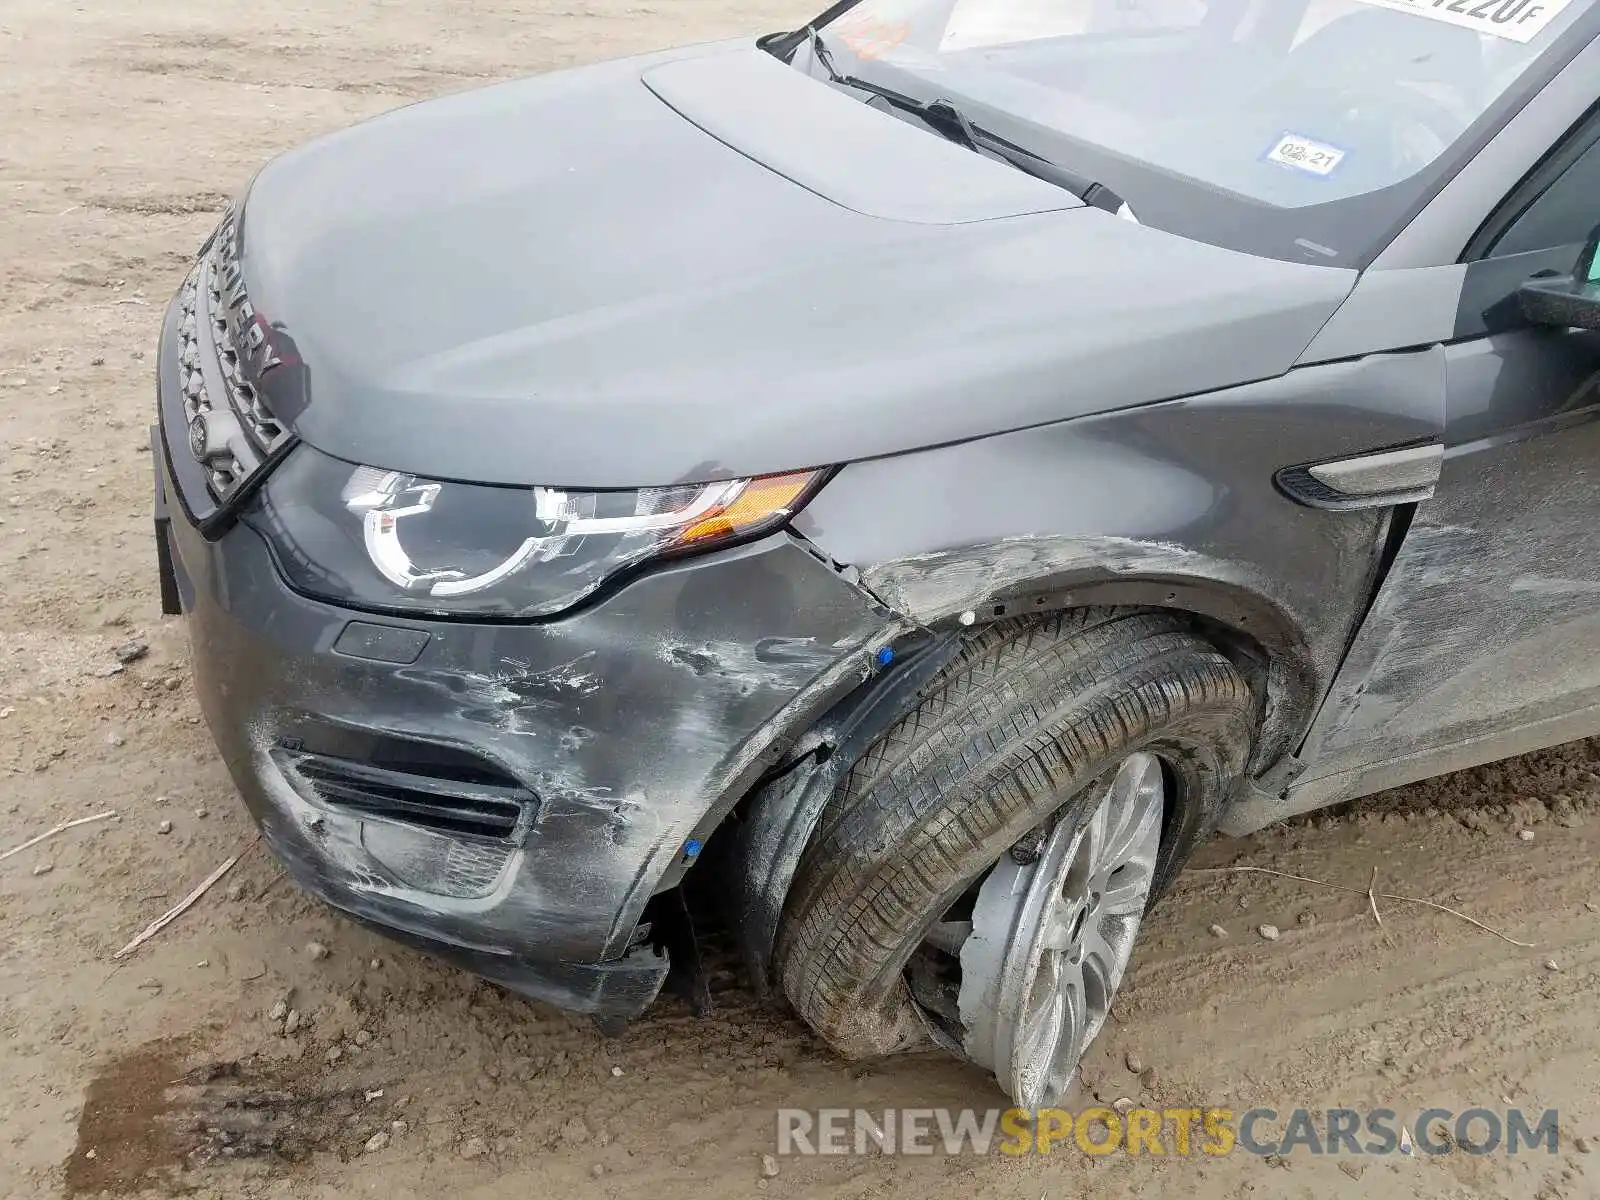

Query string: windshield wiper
796 27 1131 216
925 90 1131 216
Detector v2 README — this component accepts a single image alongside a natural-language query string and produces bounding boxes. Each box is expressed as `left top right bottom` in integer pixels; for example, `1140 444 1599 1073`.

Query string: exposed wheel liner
774 608 1257 1060
728 629 971 988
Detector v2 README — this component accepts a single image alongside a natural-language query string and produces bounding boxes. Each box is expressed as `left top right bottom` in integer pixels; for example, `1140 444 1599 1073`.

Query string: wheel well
720 590 1300 847
764 606 1257 1064
716 600 1287 986
934 580 1311 774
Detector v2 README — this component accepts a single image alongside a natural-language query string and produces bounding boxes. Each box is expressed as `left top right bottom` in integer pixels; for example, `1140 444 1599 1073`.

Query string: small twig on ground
1189 864 1535 947
1 810 118 862
1366 865 1388 940
113 837 258 959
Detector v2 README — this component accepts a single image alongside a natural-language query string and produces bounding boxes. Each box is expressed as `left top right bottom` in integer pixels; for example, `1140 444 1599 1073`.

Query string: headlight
247 446 826 618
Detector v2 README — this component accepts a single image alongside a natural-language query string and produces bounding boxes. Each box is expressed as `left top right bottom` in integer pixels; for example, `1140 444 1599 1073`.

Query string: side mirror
1519 225 1600 331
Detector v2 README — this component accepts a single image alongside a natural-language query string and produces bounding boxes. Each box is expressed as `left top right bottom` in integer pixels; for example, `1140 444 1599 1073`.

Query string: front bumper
154 298 898 1018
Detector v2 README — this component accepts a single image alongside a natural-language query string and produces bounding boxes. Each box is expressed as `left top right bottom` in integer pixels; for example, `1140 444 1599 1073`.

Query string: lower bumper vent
279 749 533 841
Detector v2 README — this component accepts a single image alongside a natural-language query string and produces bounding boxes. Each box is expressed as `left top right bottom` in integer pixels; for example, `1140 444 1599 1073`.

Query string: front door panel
1297 321 1600 787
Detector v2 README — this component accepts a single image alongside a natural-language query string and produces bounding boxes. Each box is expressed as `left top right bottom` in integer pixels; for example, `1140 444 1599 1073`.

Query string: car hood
233 42 1357 488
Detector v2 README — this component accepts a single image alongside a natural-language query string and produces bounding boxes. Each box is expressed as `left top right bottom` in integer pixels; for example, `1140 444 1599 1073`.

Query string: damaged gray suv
153 0 1600 1106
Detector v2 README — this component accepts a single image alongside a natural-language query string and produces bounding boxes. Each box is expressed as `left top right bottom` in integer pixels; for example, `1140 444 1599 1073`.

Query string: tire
774 607 1257 1063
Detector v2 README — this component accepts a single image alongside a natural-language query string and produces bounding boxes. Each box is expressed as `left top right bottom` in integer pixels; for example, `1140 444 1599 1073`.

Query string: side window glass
1489 131 1600 258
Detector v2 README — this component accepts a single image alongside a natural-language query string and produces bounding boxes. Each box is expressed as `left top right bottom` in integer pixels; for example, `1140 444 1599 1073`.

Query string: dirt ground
3 2 1600 1197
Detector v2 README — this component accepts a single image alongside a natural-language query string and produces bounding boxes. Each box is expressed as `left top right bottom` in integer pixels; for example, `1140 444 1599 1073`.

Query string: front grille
206 262 291 456
175 268 249 499
278 748 535 841
171 205 293 506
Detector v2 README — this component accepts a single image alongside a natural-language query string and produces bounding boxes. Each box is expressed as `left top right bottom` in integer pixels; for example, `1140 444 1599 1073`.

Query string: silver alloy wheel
956 752 1166 1108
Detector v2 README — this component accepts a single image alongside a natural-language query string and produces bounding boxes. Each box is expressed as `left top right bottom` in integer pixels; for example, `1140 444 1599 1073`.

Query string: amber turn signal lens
673 470 822 546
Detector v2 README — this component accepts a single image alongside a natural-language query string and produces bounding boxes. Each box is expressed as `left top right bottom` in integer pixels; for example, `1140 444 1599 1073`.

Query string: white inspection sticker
1265 132 1347 177
1353 0 1577 44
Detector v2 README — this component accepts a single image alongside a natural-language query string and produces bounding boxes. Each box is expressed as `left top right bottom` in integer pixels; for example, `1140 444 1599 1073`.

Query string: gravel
459 1135 490 1160
306 941 330 961
1258 924 1281 941
760 1154 780 1178
364 1131 389 1154
113 640 149 664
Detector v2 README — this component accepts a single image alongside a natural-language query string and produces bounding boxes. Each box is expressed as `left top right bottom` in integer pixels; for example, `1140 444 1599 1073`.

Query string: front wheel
773 608 1257 1107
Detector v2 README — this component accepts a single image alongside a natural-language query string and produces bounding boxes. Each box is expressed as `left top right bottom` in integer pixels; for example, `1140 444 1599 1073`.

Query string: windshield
802 0 1599 265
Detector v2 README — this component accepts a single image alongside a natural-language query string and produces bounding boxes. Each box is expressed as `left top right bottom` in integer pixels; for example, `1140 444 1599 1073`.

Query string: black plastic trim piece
151 425 184 616
278 749 535 841
351 915 670 1019
728 629 969 989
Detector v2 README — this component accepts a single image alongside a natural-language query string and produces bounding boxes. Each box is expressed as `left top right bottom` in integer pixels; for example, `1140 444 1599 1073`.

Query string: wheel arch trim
853 539 1318 771
726 628 971 989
